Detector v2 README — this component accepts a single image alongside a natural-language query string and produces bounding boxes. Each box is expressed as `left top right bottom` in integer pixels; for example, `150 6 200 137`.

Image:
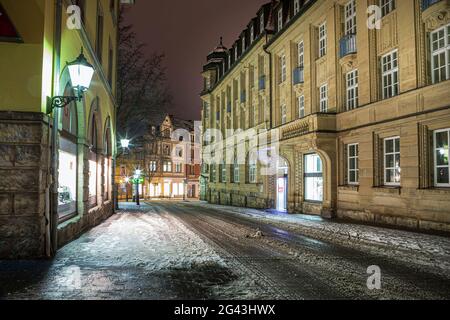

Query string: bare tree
117 10 172 139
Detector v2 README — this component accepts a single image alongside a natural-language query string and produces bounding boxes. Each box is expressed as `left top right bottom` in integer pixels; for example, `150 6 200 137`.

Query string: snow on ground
189 201 450 265
64 203 225 272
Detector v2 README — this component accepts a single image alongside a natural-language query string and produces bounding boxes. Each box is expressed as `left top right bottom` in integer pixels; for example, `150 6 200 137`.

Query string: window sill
338 185 359 192
373 186 401 195
417 187 450 195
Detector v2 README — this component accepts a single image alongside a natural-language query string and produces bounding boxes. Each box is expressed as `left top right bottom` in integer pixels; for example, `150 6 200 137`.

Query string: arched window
88 112 99 208
103 120 112 201
58 84 78 219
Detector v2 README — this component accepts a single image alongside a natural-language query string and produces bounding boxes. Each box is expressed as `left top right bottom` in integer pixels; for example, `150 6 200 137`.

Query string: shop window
58 84 78 219
304 154 323 202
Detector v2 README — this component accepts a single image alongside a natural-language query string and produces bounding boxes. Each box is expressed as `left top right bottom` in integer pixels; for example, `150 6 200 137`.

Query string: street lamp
134 169 142 206
121 139 130 149
46 48 95 114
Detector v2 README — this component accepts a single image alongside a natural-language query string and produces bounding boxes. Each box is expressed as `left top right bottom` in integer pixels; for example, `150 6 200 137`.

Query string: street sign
131 178 144 184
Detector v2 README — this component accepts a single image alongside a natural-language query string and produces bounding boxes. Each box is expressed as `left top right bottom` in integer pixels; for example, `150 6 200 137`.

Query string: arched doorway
304 153 323 202
276 157 289 212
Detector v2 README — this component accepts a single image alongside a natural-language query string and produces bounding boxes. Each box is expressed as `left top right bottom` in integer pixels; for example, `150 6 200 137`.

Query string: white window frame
163 161 172 173
281 104 287 124
298 40 304 68
346 69 359 110
344 0 356 35
233 157 240 183
211 164 216 183
175 163 183 173
221 162 227 183
249 157 257 183
384 136 401 186
431 24 450 84
381 50 399 99
434 128 450 187
298 95 305 118
149 160 157 172
278 8 283 31
281 54 287 82
380 0 395 17
347 143 359 185
318 22 327 58
250 25 254 43
294 0 300 15
319 84 328 112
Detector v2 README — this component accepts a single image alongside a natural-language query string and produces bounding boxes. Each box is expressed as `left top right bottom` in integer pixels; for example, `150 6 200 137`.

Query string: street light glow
121 139 130 149
67 49 95 92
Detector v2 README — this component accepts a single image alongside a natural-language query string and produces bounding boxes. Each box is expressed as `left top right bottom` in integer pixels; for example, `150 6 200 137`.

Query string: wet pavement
1 201 450 300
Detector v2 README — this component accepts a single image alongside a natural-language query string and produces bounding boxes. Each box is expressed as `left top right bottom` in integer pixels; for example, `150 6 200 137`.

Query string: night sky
123 0 267 121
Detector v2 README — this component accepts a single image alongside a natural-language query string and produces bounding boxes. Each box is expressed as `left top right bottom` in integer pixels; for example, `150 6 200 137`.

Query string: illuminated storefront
58 85 78 219
89 118 98 208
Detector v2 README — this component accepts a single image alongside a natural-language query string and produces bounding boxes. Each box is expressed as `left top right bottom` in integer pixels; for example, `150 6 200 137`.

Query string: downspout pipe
50 0 63 256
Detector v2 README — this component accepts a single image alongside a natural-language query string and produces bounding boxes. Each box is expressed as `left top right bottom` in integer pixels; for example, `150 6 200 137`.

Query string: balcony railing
339 34 357 58
259 75 266 90
293 67 304 85
240 91 246 103
422 0 441 10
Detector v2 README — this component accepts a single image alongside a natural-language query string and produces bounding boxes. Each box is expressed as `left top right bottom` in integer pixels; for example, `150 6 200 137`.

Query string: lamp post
134 169 142 206
124 177 130 202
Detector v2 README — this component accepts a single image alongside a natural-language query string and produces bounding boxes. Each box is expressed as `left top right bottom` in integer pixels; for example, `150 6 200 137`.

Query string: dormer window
235 47 238 61
260 13 265 33
250 25 254 43
229 54 232 67
294 0 300 15
242 37 246 51
278 8 283 31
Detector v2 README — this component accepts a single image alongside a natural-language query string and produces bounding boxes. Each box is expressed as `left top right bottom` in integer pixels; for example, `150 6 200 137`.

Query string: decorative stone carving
423 2 450 32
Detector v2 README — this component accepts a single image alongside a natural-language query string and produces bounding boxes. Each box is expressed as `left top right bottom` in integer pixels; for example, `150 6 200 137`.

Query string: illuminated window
58 84 78 219
384 137 401 186
434 129 450 186
163 161 172 172
88 116 99 208
304 154 323 202
248 155 257 184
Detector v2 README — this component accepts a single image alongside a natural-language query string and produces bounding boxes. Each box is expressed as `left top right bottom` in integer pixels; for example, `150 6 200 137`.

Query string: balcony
422 0 442 11
259 75 266 90
292 67 304 85
240 91 246 103
280 113 336 141
339 34 357 58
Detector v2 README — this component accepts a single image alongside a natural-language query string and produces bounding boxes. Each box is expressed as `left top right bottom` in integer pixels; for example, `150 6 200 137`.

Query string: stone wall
0 112 50 259
58 201 114 247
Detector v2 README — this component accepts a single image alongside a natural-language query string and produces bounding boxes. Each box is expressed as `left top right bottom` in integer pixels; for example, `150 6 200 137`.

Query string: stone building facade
200 0 450 232
116 115 201 201
0 0 126 258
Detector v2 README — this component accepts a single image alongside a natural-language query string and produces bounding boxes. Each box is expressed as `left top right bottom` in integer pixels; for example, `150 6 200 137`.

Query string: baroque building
0 0 127 258
116 115 201 201
200 0 450 232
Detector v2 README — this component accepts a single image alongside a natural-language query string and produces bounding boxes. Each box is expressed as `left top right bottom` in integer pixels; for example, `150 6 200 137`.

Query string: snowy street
1 201 449 300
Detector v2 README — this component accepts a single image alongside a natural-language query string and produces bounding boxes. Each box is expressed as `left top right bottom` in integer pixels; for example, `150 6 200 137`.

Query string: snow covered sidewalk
188 201 450 263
